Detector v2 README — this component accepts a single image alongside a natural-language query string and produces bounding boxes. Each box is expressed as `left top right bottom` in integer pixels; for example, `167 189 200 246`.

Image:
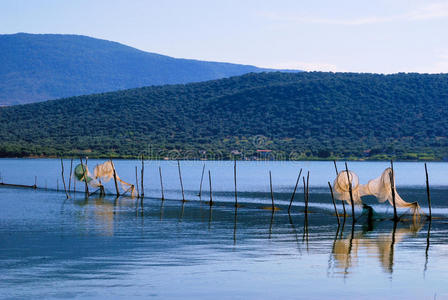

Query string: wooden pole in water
79 157 89 196
68 158 73 192
334 160 346 217
110 159 120 197
288 168 302 213
424 163 432 220
389 160 399 221
303 177 307 215
328 181 340 226
135 166 140 198
60 158 70 199
269 171 274 210
140 155 145 198
159 166 165 201
177 160 185 202
34 176 37 188
333 160 339 175
208 170 213 206
306 171 310 213
344 162 355 221
198 164 205 199
234 160 238 207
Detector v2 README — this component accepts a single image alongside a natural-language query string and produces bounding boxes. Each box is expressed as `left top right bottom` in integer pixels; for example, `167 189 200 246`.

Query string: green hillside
0 72 447 160
0 33 274 105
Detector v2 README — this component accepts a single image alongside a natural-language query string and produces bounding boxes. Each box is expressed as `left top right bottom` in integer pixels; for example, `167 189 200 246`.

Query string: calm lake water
0 159 447 299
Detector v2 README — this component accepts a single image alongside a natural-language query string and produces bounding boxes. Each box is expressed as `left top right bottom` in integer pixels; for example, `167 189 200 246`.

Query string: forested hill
0 33 275 105
0 72 447 160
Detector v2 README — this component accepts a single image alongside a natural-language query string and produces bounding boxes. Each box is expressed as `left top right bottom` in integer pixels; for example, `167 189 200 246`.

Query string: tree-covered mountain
0 33 278 105
0 72 447 160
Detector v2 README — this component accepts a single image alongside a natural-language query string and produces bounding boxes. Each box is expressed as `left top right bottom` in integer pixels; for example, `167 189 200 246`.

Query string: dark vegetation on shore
0 72 447 160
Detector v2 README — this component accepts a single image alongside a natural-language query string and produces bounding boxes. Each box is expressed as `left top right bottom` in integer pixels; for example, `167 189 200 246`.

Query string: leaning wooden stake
177 160 185 202
424 163 432 220
234 160 238 207
334 160 346 217
79 157 89 196
389 160 399 221
110 159 120 197
198 164 205 199
288 168 303 213
269 171 275 210
208 170 213 206
135 166 140 198
60 158 70 199
344 162 355 221
159 166 165 201
328 181 340 226
140 155 145 198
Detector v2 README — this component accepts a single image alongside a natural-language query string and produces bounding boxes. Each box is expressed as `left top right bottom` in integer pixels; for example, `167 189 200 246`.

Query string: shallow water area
0 159 447 299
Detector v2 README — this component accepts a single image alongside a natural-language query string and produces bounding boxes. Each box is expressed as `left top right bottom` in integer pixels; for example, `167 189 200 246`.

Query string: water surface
0 159 447 299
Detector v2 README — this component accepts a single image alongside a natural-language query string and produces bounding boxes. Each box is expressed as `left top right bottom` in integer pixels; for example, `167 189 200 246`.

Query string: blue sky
1 0 448 73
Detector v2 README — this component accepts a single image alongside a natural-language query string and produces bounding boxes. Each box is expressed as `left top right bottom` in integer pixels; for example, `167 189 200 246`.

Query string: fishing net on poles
74 161 135 196
93 161 135 196
333 168 421 219
74 164 100 188
333 170 363 205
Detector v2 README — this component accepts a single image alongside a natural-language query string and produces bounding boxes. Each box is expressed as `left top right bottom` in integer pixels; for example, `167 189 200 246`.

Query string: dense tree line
0 72 447 160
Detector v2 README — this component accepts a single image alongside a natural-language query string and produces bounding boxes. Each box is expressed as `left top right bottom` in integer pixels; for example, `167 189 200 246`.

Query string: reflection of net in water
332 222 422 274
333 168 421 219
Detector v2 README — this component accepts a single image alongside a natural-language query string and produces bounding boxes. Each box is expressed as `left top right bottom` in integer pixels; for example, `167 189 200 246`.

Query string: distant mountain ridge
0 33 287 105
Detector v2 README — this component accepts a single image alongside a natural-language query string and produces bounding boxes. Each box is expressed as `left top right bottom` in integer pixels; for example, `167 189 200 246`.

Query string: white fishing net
333 168 421 218
93 161 135 196
75 161 135 196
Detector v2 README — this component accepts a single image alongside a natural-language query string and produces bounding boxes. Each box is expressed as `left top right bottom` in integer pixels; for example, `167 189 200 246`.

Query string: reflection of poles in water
327 223 341 275
159 166 165 201
424 219 432 276
233 208 238 245
344 221 355 277
388 220 398 274
208 204 213 230
340 216 346 239
288 213 302 255
269 210 274 239
159 199 164 221
331 219 423 275
303 212 309 251
179 200 185 221
288 168 302 213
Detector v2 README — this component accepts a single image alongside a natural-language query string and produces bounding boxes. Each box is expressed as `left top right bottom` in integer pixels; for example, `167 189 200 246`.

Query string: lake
0 159 447 299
